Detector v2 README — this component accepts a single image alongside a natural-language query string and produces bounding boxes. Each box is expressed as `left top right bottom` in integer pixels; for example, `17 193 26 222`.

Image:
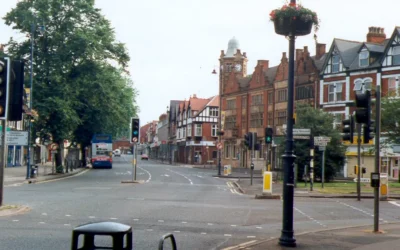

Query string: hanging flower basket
270 2 319 36
274 17 313 36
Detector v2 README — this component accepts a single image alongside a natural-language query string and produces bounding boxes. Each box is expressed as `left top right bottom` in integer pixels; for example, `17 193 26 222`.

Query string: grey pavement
3 161 88 187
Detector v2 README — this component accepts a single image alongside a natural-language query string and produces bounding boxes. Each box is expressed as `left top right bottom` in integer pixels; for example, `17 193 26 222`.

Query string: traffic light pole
374 82 381 232
0 120 5 206
357 123 361 201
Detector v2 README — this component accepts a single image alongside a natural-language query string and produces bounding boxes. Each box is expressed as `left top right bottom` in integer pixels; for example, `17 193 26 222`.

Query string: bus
91 134 113 169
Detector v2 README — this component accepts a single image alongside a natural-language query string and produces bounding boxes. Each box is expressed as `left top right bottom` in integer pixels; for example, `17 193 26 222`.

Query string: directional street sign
293 135 310 140
314 136 331 146
293 129 311 135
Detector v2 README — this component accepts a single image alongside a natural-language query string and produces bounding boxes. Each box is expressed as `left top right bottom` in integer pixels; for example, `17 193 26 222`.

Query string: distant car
113 149 121 157
141 154 149 160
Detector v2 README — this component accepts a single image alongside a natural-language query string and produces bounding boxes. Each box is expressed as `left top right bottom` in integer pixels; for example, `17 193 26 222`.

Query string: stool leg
83 235 95 250
112 235 124 250
71 232 79 250
126 232 133 250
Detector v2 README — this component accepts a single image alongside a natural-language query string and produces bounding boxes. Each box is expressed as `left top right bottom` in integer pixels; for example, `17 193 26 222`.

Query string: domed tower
219 37 248 95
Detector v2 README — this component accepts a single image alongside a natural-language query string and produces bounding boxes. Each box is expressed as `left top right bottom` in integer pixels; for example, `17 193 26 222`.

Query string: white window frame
332 55 340 73
195 124 202 136
393 46 400 65
183 127 186 138
359 50 369 67
224 143 231 159
328 82 343 102
353 78 372 92
209 108 219 117
211 124 217 137
332 113 343 129
187 125 192 136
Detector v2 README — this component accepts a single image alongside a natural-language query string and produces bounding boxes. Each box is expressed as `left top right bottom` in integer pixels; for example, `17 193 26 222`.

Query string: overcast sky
1 0 398 125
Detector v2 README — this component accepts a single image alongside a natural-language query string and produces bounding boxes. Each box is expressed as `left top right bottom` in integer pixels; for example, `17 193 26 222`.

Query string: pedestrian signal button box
371 172 380 188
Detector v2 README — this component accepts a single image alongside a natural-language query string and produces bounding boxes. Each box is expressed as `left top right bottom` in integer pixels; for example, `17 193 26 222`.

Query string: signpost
314 136 331 188
6 131 28 145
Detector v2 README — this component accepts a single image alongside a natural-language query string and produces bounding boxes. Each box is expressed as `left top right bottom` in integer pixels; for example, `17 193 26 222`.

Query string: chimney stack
367 27 386 44
257 60 269 70
316 43 326 60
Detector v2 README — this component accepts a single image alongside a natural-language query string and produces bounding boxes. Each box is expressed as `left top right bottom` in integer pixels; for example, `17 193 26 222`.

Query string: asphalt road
1 155 400 250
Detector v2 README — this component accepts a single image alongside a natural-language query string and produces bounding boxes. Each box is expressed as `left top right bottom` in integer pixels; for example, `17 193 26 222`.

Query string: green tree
281 103 346 181
3 0 137 167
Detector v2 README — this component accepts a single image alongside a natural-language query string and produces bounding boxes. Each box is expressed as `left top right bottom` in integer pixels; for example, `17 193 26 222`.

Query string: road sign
50 143 59 150
318 146 326 151
6 131 28 145
293 135 310 140
314 136 331 146
291 128 311 135
217 142 223 149
133 137 137 142
353 178 370 183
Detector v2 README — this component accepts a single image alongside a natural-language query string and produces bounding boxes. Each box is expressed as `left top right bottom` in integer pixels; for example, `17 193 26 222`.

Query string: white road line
65 215 71 217
89 216 95 219
256 226 262 229
174 231 180 233
146 229 153 231
230 189 235 194
181 221 187 224
338 201 392 221
133 219 139 221
12 220 19 222
158 220 164 222
247 236 256 239
201 232 207 235
41 213 47 216
137 166 152 183
39 222 45 224
208 223 213 226
294 207 326 227
167 169 193 185
110 218 118 220
224 234 232 237
231 225 237 227
64 224 71 226
389 201 400 207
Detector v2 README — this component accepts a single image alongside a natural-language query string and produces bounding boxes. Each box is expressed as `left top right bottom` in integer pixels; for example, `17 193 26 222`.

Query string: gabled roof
334 39 363 68
348 41 387 70
206 95 219 107
311 53 327 71
264 66 278 84
380 27 400 65
189 97 209 111
238 75 252 88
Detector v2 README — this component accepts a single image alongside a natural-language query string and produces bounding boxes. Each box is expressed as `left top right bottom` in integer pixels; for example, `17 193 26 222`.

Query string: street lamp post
167 106 172 164
212 68 222 176
26 23 45 179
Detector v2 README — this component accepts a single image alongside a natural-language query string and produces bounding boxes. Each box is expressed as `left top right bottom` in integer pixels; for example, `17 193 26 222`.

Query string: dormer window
359 51 369 67
332 55 340 73
393 46 400 65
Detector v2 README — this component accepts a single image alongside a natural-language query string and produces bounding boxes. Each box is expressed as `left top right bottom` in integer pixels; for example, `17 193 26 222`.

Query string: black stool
71 222 132 250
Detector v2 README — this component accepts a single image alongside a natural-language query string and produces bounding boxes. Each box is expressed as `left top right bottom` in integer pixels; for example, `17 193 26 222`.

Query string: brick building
219 37 326 170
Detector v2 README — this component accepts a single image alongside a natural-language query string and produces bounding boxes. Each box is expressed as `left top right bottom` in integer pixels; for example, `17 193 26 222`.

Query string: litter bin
30 165 38 178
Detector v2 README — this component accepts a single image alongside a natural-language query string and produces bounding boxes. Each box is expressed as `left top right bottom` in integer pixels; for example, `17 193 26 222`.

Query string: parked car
141 154 149 160
113 149 121 157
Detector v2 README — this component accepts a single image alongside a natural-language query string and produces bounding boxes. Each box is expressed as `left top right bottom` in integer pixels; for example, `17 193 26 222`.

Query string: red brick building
219 37 326 169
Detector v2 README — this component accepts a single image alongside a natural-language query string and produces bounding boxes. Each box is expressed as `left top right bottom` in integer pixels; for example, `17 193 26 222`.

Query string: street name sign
5 131 28 145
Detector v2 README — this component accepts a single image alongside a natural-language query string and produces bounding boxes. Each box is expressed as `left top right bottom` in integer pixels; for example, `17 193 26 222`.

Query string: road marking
65 214 71 217
201 232 207 235
174 231 180 233
294 207 326 227
127 198 145 201
36 169 90 184
256 226 262 229
89 216 95 219
167 169 193 185
161 174 170 177
110 218 118 220
138 166 152 183
181 221 187 224
247 236 256 239
133 219 139 221
41 213 47 216
64 224 71 226
208 223 213 226
222 240 257 250
158 220 164 222
337 201 390 220
146 229 153 231
389 201 400 207
12 220 19 222
231 225 237 227
39 222 45 224
224 234 232 237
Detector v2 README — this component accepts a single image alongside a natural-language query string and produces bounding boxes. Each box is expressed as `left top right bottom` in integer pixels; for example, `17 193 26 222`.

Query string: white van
113 149 121 157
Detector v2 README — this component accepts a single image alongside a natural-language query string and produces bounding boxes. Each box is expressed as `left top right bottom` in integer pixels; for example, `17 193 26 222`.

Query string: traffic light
244 132 253 149
355 90 371 124
363 120 375 143
354 165 359 175
0 57 10 120
342 115 355 143
252 132 257 150
8 60 24 121
265 127 273 144
131 117 140 143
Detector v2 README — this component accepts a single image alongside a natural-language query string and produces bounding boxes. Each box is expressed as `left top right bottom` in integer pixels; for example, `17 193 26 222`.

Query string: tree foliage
3 0 138 165
381 95 400 144
281 103 346 181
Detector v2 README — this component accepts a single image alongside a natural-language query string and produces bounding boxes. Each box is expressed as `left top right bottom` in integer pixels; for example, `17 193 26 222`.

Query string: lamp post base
279 230 296 247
